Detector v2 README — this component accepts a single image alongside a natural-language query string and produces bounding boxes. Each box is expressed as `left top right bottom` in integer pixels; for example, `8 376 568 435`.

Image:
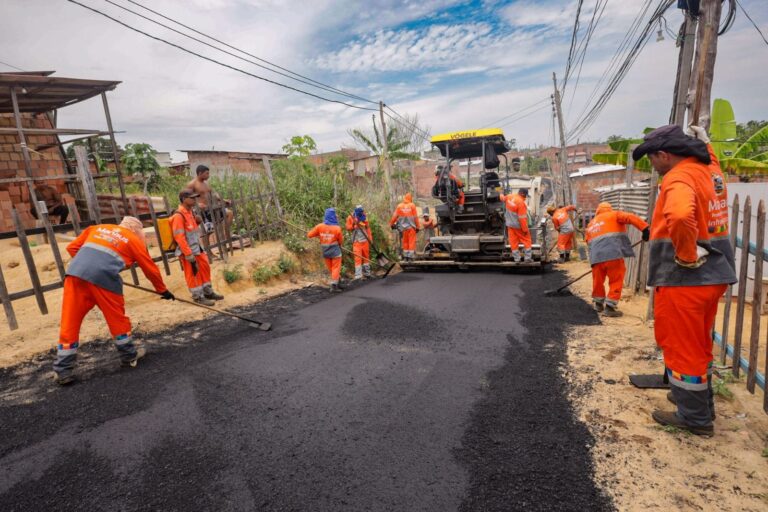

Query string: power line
67 0 377 111
384 105 432 148
0 60 25 72
562 0 585 94
116 0 378 104
736 0 768 46
565 0 610 113
482 97 551 128
497 103 551 129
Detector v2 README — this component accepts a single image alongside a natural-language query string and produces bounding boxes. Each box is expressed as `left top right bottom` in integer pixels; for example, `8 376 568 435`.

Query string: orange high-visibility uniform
650 144 736 389
450 174 465 206
308 223 343 284
345 214 372 277
585 203 648 307
58 224 167 354
389 193 420 258
171 205 212 299
500 192 531 257
552 205 576 252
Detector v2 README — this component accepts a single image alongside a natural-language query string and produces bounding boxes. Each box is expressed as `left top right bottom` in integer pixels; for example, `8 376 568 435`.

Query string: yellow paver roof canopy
431 128 505 144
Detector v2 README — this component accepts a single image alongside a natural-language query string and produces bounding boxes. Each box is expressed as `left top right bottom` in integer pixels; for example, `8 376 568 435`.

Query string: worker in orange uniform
585 202 649 317
171 189 224 306
434 165 465 212
547 204 578 262
309 207 344 292
53 217 174 385
500 188 532 262
389 193 420 261
633 124 736 436
421 207 438 251
345 205 372 280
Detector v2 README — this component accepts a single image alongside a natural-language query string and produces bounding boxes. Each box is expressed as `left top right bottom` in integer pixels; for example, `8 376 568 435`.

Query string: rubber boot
203 284 224 301
121 346 146 368
511 250 521 263
593 301 605 312
559 253 566 263
523 249 533 263
603 305 623 317
565 252 571 262
353 266 363 280
194 295 216 306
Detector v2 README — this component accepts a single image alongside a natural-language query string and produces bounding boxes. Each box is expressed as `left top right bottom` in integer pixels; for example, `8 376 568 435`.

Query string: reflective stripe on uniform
587 232 634 265
321 243 342 258
647 238 737 286
504 210 520 228
667 367 709 391
66 244 126 295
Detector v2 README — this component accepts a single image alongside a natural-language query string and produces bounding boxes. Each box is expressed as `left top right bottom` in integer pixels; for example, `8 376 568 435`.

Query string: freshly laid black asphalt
0 271 612 511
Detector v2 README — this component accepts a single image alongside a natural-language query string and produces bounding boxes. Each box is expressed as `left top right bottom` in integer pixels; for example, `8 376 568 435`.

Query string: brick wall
186 151 286 177
570 170 646 212
0 113 71 232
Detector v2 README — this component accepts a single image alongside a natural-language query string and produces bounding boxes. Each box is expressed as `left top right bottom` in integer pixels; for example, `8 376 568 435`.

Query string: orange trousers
59 275 130 346
557 232 574 251
507 227 532 250
655 284 727 383
591 259 625 307
324 257 342 284
457 190 465 206
181 252 211 297
353 241 370 267
401 228 417 257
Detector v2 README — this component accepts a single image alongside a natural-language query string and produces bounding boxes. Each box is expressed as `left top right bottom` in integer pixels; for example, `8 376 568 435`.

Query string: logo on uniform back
711 173 724 195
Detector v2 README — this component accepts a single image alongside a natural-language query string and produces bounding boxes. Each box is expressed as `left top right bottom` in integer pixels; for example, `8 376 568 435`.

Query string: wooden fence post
0 263 18 331
733 196 752 379
147 197 171 275
747 200 765 392
74 145 101 224
11 209 48 315
37 201 66 282
720 195 740 364
112 200 139 285
67 202 82 235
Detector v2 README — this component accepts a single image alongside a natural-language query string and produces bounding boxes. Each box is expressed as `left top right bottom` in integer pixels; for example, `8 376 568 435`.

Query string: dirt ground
563 259 768 511
0 236 319 368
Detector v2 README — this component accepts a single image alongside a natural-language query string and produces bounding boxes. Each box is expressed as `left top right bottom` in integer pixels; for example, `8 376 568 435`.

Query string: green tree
348 115 420 163
606 134 625 144
121 142 160 194
282 135 317 159
736 121 767 141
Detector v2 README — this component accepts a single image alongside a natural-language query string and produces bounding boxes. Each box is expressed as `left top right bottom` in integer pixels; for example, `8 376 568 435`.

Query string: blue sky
1 0 767 159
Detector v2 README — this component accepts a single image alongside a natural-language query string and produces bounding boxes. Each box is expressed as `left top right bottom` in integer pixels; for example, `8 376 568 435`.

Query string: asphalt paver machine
400 128 550 271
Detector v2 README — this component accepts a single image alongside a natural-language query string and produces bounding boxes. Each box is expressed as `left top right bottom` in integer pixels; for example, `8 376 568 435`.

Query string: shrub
283 231 307 254
278 253 295 273
222 264 243 284
252 264 280 284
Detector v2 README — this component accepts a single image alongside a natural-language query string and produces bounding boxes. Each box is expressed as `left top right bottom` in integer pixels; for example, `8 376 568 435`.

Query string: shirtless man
186 164 234 247
32 183 69 224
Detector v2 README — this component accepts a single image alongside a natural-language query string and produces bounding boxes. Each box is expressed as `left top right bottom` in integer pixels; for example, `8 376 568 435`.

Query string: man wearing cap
500 188 532 262
547 204 578 262
345 205 372 280
421 207 437 250
53 216 174 385
585 202 649 317
634 124 736 436
171 189 225 306
309 207 344 292
187 164 234 254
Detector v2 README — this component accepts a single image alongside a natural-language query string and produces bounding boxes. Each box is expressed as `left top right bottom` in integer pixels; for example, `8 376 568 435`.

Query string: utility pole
685 0 723 129
379 101 396 210
670 10 698 126
552 72 570 206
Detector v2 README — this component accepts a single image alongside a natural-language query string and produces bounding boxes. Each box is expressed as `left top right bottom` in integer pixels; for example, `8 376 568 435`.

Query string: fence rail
0 179 283 331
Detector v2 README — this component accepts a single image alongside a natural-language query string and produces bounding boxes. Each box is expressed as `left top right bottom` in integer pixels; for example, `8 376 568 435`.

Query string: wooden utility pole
685 0 723 129
379 101 396 210
552 73 570 205
670 10 698 126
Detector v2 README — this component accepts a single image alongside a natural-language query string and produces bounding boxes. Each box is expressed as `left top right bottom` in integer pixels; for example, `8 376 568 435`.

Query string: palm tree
349 115 420 164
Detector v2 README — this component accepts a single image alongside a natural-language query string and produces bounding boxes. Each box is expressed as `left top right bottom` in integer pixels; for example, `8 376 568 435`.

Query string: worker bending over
635 124 736 436
53 217 174 385
585 202 648 317
345 205 372 280
547 204 578 262
389 193 420 261
171 189 225 306
309 207 344 292
500 188 532 262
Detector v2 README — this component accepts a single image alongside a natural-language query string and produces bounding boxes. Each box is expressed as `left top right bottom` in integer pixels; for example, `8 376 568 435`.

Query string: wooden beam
11 209 48 315
9 88 40 210
0 127 115 136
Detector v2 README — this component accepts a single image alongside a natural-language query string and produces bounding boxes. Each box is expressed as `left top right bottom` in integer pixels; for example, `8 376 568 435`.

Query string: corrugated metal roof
599 186 651 219
569 164 625 178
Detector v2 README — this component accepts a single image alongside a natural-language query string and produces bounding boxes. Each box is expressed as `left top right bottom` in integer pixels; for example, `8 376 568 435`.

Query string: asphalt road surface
0 271 612 511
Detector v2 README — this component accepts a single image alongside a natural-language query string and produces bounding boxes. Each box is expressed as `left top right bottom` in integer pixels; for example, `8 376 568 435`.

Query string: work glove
191 261 199 276
675 246 709 269
687 125 710 143
204 221 215 234
160 290 175 301
390 224 398 230
642 227 650 242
